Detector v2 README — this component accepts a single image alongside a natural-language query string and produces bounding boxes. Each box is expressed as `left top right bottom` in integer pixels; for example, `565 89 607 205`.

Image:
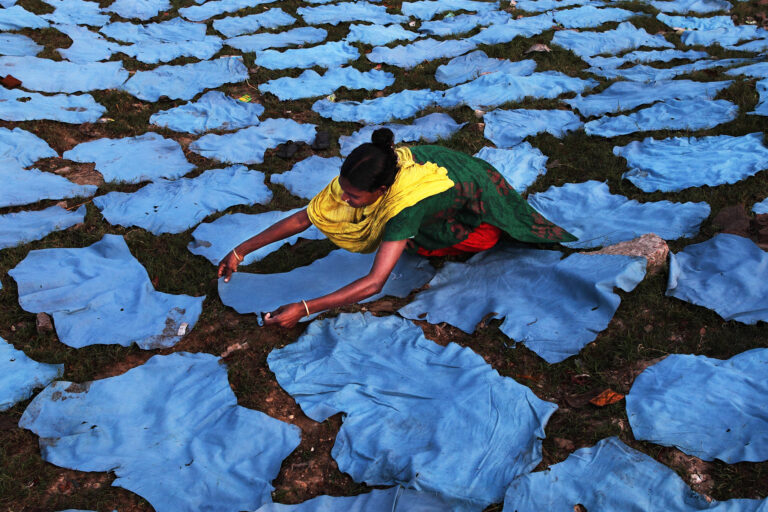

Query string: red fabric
416 223 503 257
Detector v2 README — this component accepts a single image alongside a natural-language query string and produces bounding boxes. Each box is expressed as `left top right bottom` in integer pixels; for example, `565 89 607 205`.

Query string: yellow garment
307 147 455 253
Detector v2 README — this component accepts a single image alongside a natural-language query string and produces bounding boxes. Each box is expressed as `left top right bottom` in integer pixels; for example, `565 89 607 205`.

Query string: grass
1 0 768 510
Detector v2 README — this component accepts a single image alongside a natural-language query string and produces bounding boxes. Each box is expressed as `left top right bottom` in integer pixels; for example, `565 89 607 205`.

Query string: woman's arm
263 239 409 328
218 208 312 282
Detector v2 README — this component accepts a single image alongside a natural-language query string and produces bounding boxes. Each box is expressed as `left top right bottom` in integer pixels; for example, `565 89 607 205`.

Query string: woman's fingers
217 254 237 282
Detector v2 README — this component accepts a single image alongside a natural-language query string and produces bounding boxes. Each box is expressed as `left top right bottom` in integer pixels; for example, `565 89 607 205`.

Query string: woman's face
338 177 386 208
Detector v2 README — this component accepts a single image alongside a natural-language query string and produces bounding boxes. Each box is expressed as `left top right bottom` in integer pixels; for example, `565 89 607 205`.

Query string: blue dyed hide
401 0 499 20
503 437 768 511
627 349 768 463
651 0 732 13
418 11 510 37
122 57 248 101
616 133 768 192
94 167 272 235
0 33 41 56
0 5 48 30
468 12 554 44
435 51 536 86
483 109 583 148
366 38 477 69
0 127 56 166
180 0 274 22
255 41 359 70
298 1 406 25
225 27 327 52
339 113 465 156
41 0 110 26
474 144 548 193
63 132 194 184
220 251 435 319
0 56 127 93
189 118 317 164
9 235 205 349
666 233 768 324
527 181 710 248
585 99 738 136
271 155 341 199
1 336 62 411
345 23 419 45
188 208 325 266
260 67 394 101
268 313 557 507
150 91 264 134
213 8 295 37
0 205 86 249
20 352 301 512
565 79 731 116
106 0 169 19
0 160 97 208
553 5 635 28
551 22 674 58
312 89 442 123
399 247 647 363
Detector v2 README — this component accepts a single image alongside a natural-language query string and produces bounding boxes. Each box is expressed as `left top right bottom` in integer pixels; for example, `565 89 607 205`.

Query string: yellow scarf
307 147 455 253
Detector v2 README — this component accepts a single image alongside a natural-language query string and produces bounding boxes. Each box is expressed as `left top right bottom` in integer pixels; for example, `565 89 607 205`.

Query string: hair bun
371 128 394 150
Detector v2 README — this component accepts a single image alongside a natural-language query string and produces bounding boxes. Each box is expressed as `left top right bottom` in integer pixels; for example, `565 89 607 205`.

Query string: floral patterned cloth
383 145 577 250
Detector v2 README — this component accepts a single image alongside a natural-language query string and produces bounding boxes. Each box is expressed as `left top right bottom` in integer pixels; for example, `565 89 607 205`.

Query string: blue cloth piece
726 61 768 77
528 181 709 248
181 0 275 20
0 87 105 123
150 91 264 134
399 247 646 363
0 0 16 6
441 71 598 110
55 24 119 62
188 208 325 266
0 33 41 56
0 56 127 93
551 22 674 58
345 23 419 45
616 132 768 192
585 98 738 136
0 205 86 250
268 313 557 507
213 8 295 37
41 0 110 26
122 36 223 64
93 167 272 235
418 10 511 36
469 12 554 44
651 0 731 13
9 235 205 349
225 26 327 52
587 58 752 81
254 487 481 512
681 25 768 46
190 118 317 164
366 37 477 69
0 5 48 30
0 127 56 166
312 89 442 123
297 1 406 25
0 160 97 208
401 0 499 20
666 233 768 323
1 336 62 411
483 109 583 148
753 197 768 213
754 79 768 116
259 67 394 100
627 349 768 463
122 56 248 101
101 18 206 43
502 437 768 512
583 49 708 68
514 0 602 12
19 352 301 512
657 13 734 29
105 0 170 20
565 79 731 116
435 50 536 86
270 155 341 199
63 132 194 184
255 41 359 70
553 5 635 28
473 144 547 193
339 113 465 156
726 38 768 51
220 251 435 319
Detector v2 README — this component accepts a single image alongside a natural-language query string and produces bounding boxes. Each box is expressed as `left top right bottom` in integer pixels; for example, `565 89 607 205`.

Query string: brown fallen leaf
589 389 625 407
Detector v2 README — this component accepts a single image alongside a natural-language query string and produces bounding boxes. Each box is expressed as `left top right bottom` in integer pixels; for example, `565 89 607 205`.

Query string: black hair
339 128 399 191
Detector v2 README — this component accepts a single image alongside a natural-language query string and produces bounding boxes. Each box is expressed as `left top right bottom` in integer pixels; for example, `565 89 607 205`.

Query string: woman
218 129 575 327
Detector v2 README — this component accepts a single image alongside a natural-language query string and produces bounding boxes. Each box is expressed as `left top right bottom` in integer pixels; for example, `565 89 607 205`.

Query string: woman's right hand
217 252 241 283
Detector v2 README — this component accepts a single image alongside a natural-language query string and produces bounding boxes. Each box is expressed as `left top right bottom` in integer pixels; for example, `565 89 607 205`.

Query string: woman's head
338 129 398 207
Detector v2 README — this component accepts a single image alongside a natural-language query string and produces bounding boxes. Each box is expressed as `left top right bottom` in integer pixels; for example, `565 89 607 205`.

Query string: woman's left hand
263 302 306 328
